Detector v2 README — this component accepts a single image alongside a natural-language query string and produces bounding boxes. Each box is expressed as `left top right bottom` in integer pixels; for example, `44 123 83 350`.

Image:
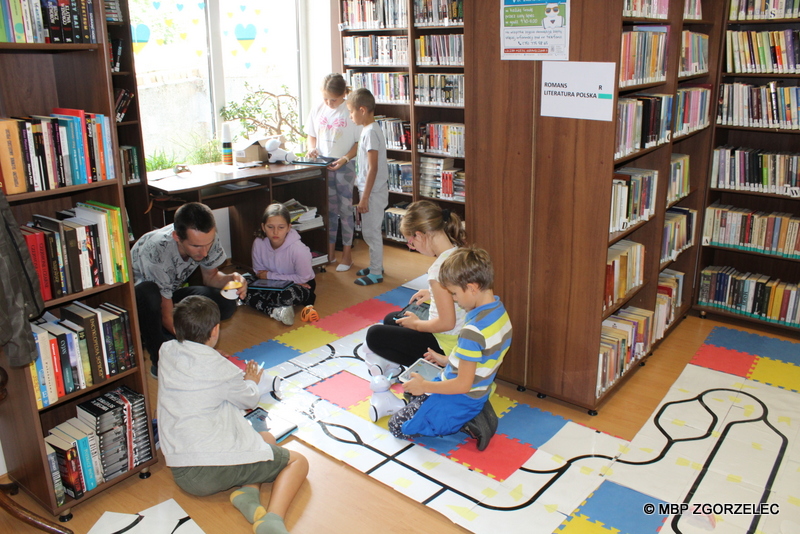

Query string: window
129 0 326 167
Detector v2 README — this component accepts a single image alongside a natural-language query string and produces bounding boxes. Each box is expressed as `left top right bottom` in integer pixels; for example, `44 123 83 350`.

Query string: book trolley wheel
58 510 72 523
699 311 707 319
588 410 598 416
139 468 152 479
516 385 526 392
537 392 546 399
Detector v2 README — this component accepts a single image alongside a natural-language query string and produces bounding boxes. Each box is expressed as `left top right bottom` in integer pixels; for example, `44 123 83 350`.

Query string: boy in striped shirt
389 246 512 451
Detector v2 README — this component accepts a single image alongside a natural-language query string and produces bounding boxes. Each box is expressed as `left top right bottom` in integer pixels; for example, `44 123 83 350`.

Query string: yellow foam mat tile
748 358 800 392
490 393 517 418
275 325 341 353
557 514 620 533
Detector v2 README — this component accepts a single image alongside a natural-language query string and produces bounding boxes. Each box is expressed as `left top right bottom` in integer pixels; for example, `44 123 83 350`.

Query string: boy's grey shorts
171 444 291 496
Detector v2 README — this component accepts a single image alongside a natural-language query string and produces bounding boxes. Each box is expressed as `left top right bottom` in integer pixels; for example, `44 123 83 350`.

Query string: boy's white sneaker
270 306 295 326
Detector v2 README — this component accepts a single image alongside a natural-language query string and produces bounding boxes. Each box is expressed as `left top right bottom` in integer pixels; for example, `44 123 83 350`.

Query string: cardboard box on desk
234 135 285 164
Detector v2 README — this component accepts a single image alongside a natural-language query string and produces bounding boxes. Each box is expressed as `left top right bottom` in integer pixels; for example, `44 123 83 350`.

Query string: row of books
698 266 800 327
415 33 464 66
710 146 800 195
716 81 800 130
114 88 136 123
45 386 152 503
109 37 123 72
29 302 136 408
604 239 645 310
341 0 408 30
343 35 409 66
619 27 668 88
0 0 98 43
376 116 412 151
668 153 691 204
702 202 800 258
346 70 411 104
728 0 800 20
104 0 122 22
417 122 464 157
413 73 464 106
384 206 408 242
119 145 142 185
684 0 703 20
599 305 656 398
609 167 658 233
680 31 710 77
658 268 686 334
615 93 674 159
418 156 464 201
387 159 412 194
413 0 462 27
0 108 117 196
21 203 128 301
661 206 696 263
622 0 669 19
725 29 800 74
674 85 711 137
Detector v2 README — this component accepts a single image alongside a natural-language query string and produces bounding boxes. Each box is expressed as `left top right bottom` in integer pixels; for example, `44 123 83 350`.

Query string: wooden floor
1 240 797 534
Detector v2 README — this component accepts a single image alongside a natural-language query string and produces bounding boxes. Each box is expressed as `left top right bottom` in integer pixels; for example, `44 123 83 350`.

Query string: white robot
368 366 407 422
265 138 294 164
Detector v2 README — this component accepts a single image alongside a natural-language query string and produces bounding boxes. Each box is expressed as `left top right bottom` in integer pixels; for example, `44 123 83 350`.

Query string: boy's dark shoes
461 400 497 451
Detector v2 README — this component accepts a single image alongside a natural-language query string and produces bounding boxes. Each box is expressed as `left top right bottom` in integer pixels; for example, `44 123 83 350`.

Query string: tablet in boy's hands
250 279 294 291
245 407 298 443
398 358 442 383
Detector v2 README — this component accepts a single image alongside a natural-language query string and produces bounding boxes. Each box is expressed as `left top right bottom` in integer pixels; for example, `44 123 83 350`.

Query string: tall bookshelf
336 0 466 231
106 0 152 241
695 2 800 330
0 0 156 520
465 0 727 413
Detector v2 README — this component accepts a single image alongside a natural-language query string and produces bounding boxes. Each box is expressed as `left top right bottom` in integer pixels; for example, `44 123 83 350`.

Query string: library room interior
2 0 800 533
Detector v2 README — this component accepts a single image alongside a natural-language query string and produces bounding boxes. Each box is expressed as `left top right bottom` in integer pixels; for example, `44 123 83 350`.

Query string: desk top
147 163 324 195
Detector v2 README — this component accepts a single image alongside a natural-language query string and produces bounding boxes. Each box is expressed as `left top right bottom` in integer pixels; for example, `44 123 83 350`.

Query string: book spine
46 446 66 506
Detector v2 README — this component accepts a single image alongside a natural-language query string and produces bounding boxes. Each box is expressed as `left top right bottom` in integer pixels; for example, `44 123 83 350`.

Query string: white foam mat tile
427 489 569 534
771 459 800 502
755 489 800 534
275 369 325 390
536 421 628 461
393 445 504 502
522 455 608 515
607 448 708 503
289 345 336 369
368 459 452 504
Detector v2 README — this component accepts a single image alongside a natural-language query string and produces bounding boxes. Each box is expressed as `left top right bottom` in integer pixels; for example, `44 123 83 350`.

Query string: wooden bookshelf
0 0 156 521
695 3 800 329
106 0 152 241
465 0 727 413
335 0 466 229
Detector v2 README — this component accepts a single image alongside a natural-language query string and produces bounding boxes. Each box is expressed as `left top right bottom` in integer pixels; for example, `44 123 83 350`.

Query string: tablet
398 358 442 383
250 279 294 290
400 301 430 320
291 156 337 166
245 407 298 443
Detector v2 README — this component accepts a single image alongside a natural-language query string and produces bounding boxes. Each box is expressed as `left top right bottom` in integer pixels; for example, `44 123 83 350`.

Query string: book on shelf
384 207 408 242
281 198 317 223
43 433 84 500
35 319 78 395
50 421 98 491
29 322 59 402
310 251 328 267
119 145 142 184
45 443 66 507
292 215 324 232
19 226 53 301
60 302 109 384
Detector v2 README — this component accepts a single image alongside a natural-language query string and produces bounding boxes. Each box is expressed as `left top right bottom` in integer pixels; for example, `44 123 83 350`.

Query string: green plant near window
220 83 304 147
146 148 181 172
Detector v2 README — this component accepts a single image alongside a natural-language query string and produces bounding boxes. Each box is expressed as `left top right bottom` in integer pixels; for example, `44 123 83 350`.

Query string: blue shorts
401 392 485 437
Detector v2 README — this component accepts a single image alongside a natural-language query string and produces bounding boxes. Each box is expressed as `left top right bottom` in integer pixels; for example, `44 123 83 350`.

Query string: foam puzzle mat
230 286 800 534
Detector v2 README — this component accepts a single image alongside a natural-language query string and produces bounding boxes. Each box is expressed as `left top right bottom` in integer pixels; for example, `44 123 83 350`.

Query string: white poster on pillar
540 61 616 122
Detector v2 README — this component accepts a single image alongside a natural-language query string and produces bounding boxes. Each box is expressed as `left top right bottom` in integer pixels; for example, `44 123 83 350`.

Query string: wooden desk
147 163 327 267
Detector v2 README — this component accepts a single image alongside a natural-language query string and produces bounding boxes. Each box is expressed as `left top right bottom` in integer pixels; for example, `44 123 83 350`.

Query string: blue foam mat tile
575 480 668 534
705 326 800 366
374 286 417 308
234 339 302 368
410 432 469 456
497 403 569 449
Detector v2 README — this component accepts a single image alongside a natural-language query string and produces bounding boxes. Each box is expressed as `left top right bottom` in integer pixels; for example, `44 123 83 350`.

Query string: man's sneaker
461 400 497 451
270 306 295 326
150 364 158 380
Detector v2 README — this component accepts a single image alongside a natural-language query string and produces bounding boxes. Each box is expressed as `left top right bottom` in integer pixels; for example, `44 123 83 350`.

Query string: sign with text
540 61 616 121
501 0 569 61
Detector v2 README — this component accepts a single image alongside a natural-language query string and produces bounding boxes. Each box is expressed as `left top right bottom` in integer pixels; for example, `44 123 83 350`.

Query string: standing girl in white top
363 200 468 375
304 73 361 271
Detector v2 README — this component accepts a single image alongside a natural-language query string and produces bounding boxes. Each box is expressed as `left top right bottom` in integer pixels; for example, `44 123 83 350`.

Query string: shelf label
787 186 800 198
501 0 570 61
540 61 616 121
